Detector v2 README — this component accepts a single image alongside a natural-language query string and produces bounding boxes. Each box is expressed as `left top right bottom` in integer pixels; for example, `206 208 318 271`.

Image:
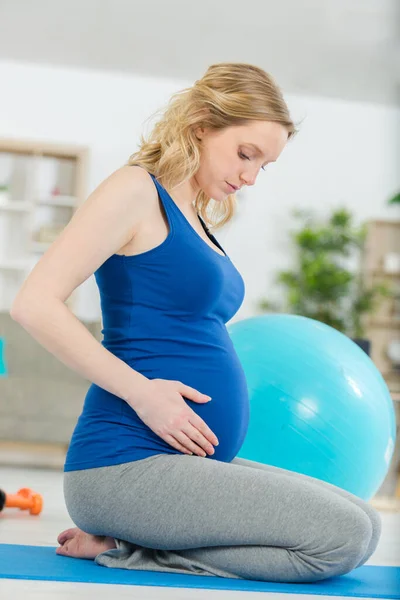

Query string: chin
212 185 232 202
200 181 233 202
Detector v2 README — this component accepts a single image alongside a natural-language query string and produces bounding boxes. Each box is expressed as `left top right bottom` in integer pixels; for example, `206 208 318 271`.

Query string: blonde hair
128 63 298 229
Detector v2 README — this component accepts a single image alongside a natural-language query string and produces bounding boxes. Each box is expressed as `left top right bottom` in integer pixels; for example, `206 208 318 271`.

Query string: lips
227 182 239 192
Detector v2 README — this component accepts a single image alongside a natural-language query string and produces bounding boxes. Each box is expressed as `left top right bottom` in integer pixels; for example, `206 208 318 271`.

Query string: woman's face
193 120 289 201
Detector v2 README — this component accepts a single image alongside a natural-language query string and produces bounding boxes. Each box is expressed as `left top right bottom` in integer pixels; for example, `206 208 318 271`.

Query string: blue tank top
64 172 249 471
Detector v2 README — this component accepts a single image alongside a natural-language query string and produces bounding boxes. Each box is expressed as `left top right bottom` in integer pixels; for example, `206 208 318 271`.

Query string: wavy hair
128 63 298 229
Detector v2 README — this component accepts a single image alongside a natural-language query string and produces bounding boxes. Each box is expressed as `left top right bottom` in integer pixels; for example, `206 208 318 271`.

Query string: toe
57 527 78 545
56 542 69 556
57 532 65 544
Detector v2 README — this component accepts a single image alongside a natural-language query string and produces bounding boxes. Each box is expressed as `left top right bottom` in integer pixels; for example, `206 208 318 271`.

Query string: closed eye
239 151 250 161
239 151 266 172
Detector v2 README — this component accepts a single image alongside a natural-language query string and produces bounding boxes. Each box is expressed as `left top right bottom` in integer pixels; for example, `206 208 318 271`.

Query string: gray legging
64 453 381 583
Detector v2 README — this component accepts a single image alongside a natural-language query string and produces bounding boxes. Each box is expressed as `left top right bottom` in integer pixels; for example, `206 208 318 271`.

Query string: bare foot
56 527 116 559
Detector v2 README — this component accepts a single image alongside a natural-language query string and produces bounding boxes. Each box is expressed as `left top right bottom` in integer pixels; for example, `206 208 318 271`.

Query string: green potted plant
388 192 400 205
258 208 390 353
0 183 9 204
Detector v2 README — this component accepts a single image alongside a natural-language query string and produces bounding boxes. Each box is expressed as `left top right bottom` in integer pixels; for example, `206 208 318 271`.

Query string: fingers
176 382 219 448
175 426 215 457
164 427 215 458
189 413 219 447
178 383 211 404
163 434 194 456
162 381 219 457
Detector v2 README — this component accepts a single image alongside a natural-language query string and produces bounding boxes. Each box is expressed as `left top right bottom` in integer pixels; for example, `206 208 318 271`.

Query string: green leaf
258 206 390 337
388 192 400 204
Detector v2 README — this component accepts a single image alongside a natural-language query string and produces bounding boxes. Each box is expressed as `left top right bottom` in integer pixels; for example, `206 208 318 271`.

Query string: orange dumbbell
0 487 43 515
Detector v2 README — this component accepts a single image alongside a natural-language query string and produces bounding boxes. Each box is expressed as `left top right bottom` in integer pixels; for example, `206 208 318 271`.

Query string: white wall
1 59 399 321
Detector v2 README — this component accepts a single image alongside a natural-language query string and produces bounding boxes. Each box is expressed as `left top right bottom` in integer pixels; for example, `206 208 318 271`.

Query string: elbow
10 294 41 325
11 292 63 325
10 297 30 324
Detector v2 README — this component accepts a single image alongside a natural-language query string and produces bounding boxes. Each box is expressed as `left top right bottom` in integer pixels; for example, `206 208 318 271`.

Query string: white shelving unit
0 138 89 312
363 220 400 395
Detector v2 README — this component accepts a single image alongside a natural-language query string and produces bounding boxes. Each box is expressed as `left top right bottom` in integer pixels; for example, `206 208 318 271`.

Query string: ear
194 126 205 141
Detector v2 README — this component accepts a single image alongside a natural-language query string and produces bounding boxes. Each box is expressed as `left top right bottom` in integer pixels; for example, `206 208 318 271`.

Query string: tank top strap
148 172 196 239
148 173 179 220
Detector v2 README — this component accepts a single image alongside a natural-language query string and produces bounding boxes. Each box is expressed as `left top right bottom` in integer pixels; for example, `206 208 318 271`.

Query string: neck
169 175 200 210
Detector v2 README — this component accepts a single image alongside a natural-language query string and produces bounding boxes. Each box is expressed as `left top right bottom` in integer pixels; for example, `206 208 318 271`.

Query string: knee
354 503 382 567
328 509 372 577
305 508 373 581
363 502 382 544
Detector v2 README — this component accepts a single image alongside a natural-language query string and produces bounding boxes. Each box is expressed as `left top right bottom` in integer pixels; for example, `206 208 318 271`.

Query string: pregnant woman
11 62 381 583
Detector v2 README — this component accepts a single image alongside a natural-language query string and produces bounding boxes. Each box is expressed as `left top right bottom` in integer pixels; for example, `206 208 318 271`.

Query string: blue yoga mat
0 544 399 598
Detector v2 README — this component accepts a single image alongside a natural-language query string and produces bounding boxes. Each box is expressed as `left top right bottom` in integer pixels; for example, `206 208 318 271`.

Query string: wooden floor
0 466 399 600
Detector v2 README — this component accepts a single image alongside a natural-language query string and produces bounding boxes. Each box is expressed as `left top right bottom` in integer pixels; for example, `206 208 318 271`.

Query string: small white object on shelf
383 252 400 275
387 340 400 366
0 190 10 204
0 201 33 212
31 241 51 253
0 258 31 271
36 195 78 208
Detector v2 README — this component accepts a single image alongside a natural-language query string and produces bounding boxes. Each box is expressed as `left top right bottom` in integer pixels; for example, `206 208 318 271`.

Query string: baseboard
370 495 400 512
0 441 67 469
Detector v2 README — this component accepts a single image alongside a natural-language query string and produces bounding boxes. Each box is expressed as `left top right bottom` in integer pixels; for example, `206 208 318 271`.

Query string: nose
240 168 258 187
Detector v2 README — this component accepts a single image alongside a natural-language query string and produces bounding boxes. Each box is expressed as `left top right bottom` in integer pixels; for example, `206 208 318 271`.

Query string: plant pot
352 338 371 356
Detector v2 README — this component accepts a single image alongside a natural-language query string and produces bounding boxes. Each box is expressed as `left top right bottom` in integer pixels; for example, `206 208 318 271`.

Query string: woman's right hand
130 378 219 457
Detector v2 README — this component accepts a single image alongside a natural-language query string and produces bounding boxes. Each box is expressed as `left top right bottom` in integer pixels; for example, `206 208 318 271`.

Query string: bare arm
10 166 152 405
11 166 219 457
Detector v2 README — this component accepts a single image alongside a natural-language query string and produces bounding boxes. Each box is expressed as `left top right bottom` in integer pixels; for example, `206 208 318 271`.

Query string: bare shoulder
92 165 157 223
11 165 159 308
110 164 154 192
73 164 161 244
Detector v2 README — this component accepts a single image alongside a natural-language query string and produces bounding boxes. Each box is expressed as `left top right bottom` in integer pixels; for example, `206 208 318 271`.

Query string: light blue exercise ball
228 314 396 500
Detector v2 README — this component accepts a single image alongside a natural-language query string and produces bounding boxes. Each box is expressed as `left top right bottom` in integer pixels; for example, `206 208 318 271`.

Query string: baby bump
132 351 250 462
